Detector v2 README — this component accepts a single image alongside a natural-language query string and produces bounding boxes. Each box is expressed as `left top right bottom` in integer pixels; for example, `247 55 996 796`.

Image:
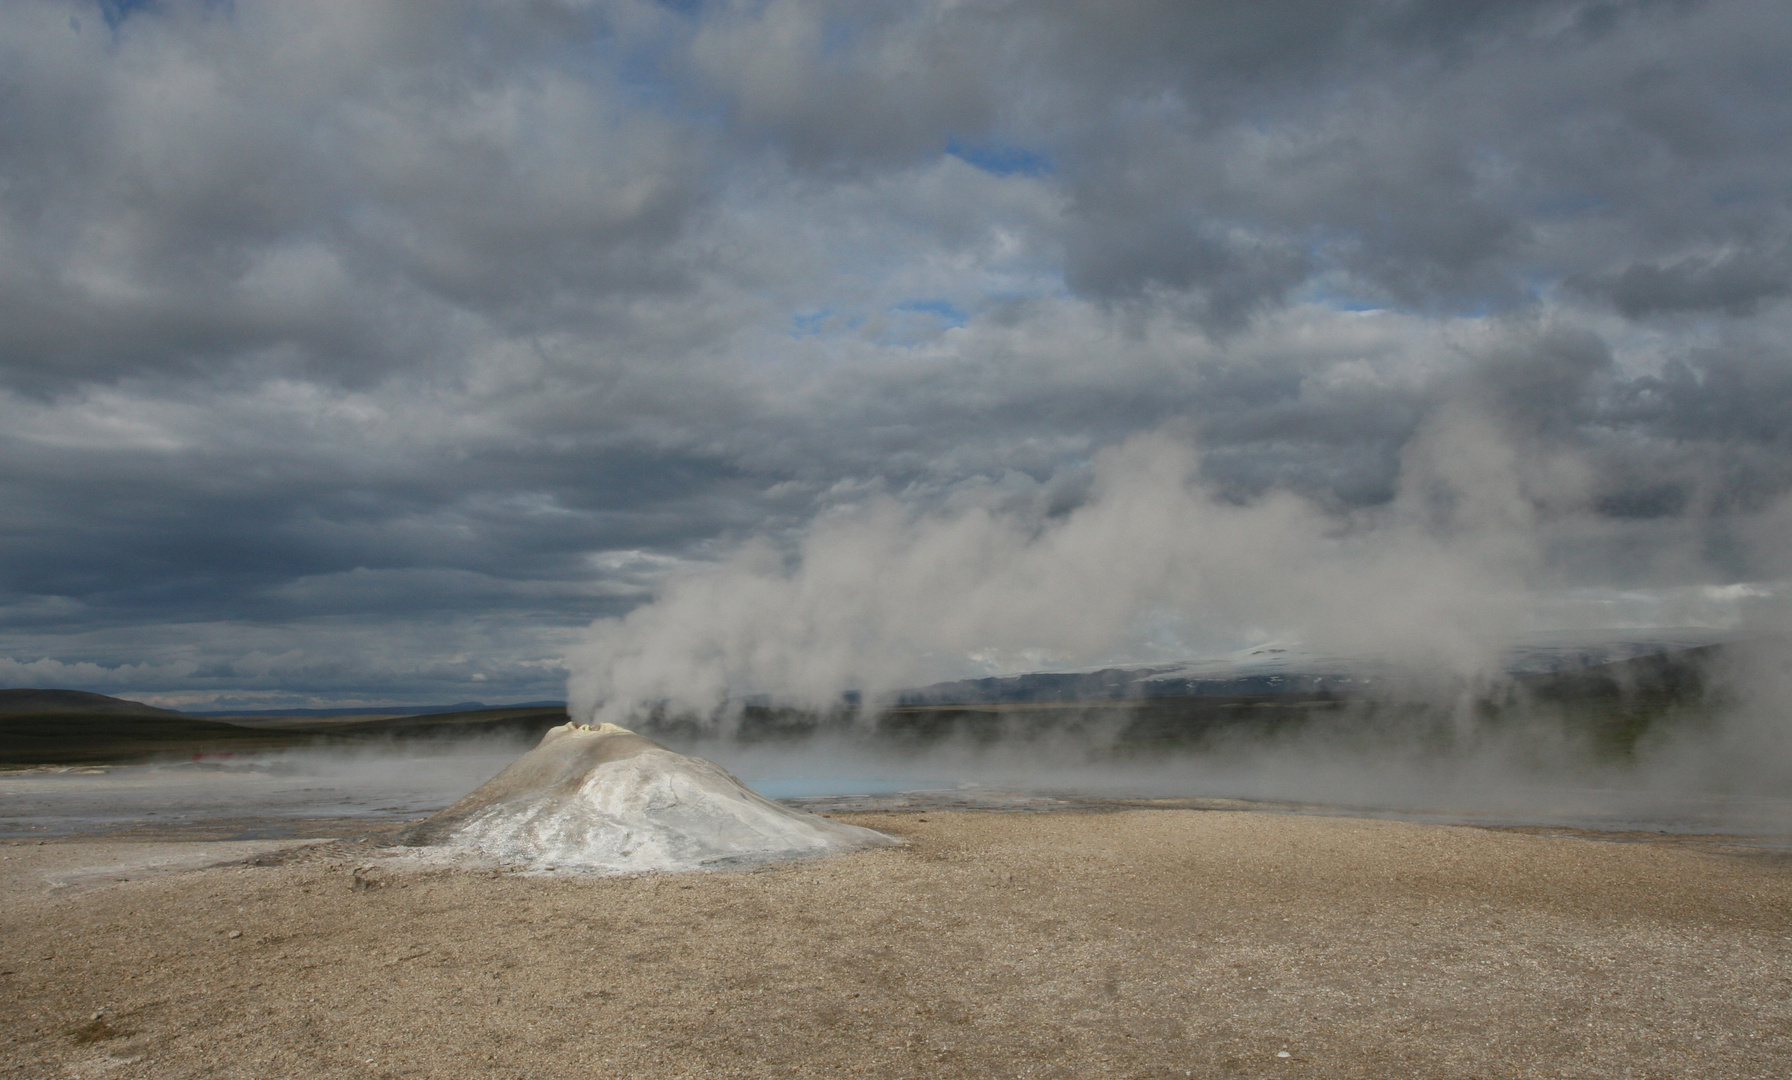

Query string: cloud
0 0 1788 706
1601 250 1792 318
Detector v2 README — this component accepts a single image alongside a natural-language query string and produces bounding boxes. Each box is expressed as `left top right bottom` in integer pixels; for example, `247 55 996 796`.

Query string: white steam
568 407 1566 725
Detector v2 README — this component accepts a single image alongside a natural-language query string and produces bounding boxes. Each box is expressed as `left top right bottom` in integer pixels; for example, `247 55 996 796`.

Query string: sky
3 0 1791 712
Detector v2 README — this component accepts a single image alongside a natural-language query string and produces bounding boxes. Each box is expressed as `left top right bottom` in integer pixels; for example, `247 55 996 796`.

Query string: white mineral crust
398 722 896 874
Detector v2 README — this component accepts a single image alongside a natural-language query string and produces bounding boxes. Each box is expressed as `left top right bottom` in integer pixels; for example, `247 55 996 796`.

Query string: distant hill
0 688 185 718
0 712 288 766
188 700 565 719
892 632 1731 706
0 694 568 766
718 636 1732 751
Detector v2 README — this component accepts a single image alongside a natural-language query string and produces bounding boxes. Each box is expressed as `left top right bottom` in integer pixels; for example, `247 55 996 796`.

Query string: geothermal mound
396 722 896 873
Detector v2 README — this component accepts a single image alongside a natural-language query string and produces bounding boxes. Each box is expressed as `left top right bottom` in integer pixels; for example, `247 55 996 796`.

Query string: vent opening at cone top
398 722 897 873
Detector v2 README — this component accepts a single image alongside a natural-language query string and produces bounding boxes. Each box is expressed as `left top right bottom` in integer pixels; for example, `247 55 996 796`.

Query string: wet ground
5 738 1791 847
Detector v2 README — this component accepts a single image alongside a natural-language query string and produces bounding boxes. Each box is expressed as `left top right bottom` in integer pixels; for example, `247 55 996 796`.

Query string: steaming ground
6 729 1792 842
713 738 1792 842
0 739 532 839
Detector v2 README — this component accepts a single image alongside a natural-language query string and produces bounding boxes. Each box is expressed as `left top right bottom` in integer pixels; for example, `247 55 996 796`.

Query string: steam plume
568 411 1559 725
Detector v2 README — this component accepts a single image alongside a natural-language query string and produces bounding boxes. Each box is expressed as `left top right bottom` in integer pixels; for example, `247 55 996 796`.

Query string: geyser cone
397 722 896 873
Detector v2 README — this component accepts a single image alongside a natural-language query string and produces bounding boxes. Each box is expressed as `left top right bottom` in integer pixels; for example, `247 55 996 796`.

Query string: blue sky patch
96 0 156 28
791 310 832 337
894 299 969 327
946 139 1053 178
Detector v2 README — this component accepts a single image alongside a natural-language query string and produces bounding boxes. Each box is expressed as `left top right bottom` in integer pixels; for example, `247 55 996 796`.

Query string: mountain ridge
0 688 185 717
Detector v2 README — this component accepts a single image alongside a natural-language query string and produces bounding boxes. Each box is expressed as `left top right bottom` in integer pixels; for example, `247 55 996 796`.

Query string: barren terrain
3 809 1790 1079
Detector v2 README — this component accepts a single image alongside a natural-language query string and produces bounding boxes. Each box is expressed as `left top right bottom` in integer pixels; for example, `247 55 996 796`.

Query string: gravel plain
3 808 1790 1079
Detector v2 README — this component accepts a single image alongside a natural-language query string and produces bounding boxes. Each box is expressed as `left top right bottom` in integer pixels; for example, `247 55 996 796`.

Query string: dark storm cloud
2 0 1790 705
1599 250 1792 318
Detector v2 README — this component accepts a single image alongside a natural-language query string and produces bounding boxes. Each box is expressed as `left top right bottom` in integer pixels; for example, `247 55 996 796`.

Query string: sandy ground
2 809 1790 1080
